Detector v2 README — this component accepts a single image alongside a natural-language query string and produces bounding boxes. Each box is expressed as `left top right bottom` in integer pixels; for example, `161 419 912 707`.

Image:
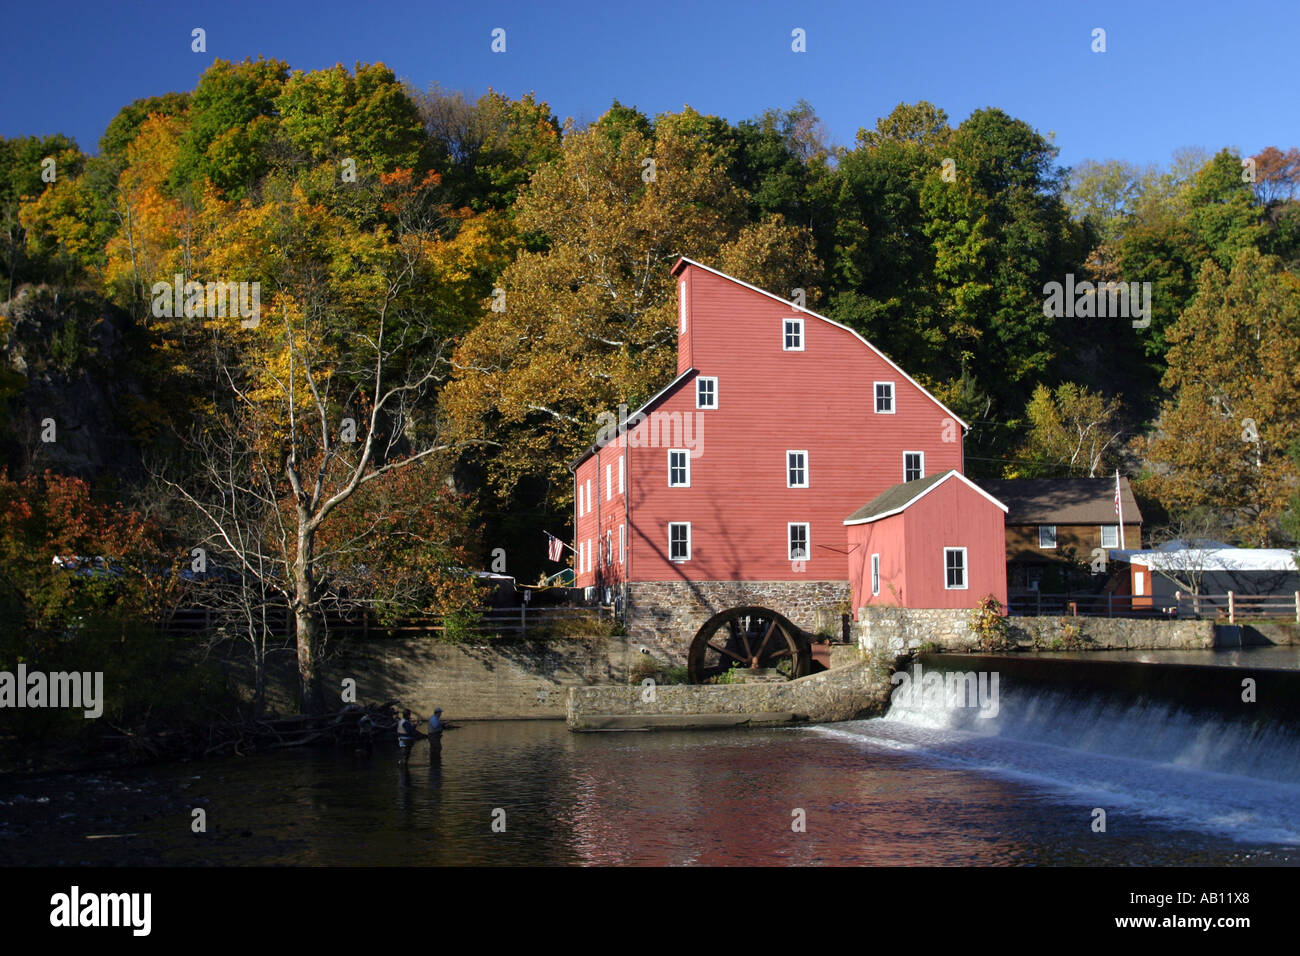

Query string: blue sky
2 0 1296 172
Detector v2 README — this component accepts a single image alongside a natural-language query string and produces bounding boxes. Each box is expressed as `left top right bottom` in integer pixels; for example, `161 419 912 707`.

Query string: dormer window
783 318 804 351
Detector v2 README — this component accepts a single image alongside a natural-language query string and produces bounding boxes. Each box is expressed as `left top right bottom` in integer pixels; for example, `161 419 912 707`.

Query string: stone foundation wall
567 660 891 730
852 605 1218 655
1010 616 1216 650
625 580 851 658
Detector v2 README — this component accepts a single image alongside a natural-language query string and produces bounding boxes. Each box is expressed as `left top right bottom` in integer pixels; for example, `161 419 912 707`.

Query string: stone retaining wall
852 605 1218 654
625 580 851 657
566 660 890 730
1010 616 1216 650
222 635 647 719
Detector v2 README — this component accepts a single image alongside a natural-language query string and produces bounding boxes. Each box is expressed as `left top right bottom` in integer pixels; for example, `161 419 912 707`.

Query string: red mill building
569 259 1006 656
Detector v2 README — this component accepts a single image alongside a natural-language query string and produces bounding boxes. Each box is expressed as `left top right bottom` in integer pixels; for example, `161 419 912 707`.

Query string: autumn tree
416 87 563 213
164 168 484 713
1 134 83 297
1144 248 1300 545
440 104 821 574
1011 383 1125 478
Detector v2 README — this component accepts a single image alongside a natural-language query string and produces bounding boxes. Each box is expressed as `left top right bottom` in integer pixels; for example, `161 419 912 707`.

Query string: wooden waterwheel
687 606 812 684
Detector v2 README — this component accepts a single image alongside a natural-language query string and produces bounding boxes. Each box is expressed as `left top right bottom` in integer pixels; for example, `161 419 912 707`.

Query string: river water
3 650 1299 866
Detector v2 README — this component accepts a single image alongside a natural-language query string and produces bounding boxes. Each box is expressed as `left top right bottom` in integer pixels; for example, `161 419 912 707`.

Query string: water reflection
2 720 1294 866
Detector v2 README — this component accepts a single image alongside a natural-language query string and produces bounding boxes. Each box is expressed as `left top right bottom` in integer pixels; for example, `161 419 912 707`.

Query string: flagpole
1116 469 1126 550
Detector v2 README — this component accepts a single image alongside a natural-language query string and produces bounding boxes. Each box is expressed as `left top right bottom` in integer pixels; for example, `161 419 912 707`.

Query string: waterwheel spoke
706 640 748 664
753 619 778 662
768 647 792 659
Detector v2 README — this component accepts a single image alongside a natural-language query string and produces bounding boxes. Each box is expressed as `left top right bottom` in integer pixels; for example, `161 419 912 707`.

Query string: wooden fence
1008 590 1300 623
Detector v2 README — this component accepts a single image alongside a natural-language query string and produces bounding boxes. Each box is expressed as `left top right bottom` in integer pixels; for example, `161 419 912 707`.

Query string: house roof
844 469 1008 525
972 477 1143 526
1113 548 1299 573
569 367 697 470
671 258 969 431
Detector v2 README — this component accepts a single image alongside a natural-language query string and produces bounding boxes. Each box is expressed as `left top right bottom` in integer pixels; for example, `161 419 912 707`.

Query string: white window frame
1039 525 1057 549
783 318 804 351
578 540 585 575
579 483 586 517
696 376 718 409
606 463 612 501
786 450 809 488
606 530 612 567
788 522 810 561
871 554 881 596
1134 570 1145 596
1100 525 1119 549
668 449 690 487
669 522 691 562
587 539 593 575
618 455 625 495
619 524 625 564
903 451 924 483
874 381 895 414
679 281 687 334
944 547 968 590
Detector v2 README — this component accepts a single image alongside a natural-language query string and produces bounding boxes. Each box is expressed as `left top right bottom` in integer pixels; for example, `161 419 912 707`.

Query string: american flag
1114 470 1122 516
546 532 564 563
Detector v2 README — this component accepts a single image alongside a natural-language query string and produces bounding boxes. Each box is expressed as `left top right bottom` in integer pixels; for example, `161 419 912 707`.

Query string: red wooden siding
846 513 908 611
846 477 1006 612
623 262 963 584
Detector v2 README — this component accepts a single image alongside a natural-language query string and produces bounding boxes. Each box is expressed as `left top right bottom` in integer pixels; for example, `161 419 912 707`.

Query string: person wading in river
396 709 421 766
427 708 445 761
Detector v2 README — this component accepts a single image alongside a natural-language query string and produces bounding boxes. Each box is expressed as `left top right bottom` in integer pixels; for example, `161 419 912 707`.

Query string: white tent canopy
1109 547 1300 573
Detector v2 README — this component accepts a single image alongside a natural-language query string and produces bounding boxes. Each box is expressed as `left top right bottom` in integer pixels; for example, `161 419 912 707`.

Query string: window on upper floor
619 455 625 495
1100 525 1119 549
871 554 881 596
904 451 924 483
788 522 810 561
787 451 808 488
696 377 718 409
875 382 895 414
945 547 968 589
669 522 691 562
668 449 690 487
1039 525 1057 549
783 318 804 351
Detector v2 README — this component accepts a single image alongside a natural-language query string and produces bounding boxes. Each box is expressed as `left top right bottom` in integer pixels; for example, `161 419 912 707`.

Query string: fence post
1107 592 1113 618
521 603 527 637
1035 590 1041 616
1228 590 1235 625
1295 591 1299 624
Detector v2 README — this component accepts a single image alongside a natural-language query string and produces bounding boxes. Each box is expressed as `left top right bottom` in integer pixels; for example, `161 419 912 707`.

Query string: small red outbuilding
845 470 1008 615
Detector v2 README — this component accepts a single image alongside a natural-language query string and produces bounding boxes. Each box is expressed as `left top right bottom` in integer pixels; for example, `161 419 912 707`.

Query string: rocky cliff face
1 284 149 482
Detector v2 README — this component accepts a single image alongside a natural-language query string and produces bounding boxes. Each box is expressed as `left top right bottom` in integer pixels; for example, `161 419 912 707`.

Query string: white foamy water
814 671 1300 847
